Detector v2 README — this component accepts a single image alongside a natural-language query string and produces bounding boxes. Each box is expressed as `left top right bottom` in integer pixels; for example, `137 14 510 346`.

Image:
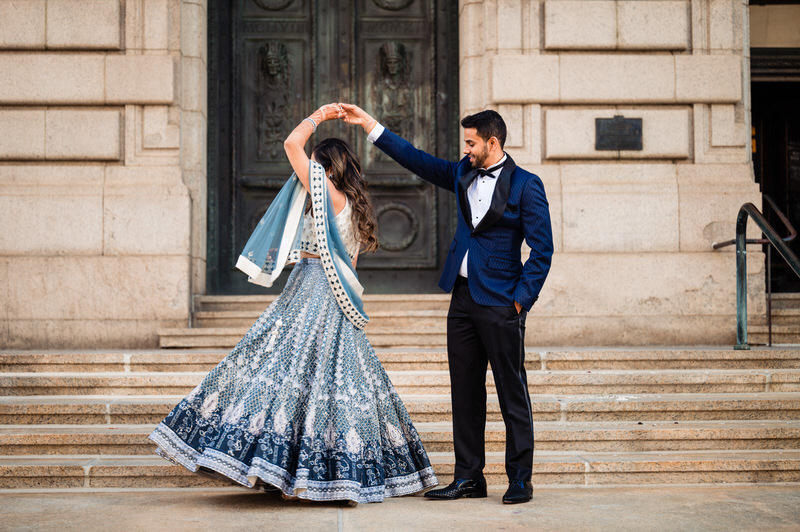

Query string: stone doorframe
183 0 209 318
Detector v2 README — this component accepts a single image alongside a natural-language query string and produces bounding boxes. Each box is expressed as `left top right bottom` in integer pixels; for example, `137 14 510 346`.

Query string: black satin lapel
458 169 476 229
472 157 516 235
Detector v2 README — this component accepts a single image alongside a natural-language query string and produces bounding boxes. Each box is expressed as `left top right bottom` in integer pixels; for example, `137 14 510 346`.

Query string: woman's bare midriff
300 252 320 259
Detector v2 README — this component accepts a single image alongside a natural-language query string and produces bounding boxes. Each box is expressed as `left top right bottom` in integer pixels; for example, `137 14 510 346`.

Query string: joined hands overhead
337 103 377 133
308 103 346 125
309 102 378 134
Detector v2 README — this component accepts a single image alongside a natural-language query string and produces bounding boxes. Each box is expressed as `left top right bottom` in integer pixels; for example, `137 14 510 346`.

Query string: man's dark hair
460 110 507 148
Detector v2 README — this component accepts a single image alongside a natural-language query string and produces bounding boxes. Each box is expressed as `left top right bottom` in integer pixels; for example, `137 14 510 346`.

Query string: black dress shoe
502 480 533 504
424 478 488 500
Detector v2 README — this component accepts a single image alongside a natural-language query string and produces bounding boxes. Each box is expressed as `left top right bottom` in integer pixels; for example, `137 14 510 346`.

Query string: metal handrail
716 202 800 350
712 195 796 249
713 195 797 346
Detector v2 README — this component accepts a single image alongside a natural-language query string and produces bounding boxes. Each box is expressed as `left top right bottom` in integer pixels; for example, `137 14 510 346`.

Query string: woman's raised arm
283 103 346 195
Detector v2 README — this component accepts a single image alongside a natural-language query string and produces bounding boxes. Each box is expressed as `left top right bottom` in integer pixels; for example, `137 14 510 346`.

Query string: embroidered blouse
236 162 368 328
299 198 360 260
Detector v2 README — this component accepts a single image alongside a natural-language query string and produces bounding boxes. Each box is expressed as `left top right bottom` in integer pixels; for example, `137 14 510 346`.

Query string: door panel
208 0 459 294
752 80 800 292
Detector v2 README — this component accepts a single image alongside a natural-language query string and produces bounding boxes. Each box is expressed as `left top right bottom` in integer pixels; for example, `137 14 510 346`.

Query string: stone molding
0 109 122 161
0 0 121 50
0 54 175 105
124 106 180 166
491 53 742 104
544 1 690 51
544 108 690 160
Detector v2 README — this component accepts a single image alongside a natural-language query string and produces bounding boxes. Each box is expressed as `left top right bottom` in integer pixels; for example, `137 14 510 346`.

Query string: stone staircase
1 295 799 490
159 295 450 348
749 293 800 346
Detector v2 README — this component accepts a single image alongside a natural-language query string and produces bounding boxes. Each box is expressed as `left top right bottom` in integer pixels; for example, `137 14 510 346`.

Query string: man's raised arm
339 103 458 192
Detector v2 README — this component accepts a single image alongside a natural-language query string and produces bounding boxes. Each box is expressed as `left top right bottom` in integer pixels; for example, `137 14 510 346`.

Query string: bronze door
208 0 459 294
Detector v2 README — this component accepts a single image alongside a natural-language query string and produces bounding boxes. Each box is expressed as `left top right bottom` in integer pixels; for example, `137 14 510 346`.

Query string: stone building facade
0 0 201 347
1 0 798 348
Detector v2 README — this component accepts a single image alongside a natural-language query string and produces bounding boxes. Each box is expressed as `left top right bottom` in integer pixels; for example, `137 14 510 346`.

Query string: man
341 104 553 504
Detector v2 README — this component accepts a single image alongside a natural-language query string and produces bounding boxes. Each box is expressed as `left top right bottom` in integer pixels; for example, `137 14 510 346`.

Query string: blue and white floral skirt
149 258 438 503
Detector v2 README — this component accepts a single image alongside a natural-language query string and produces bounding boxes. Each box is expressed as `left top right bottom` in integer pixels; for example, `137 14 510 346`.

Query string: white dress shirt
367 122 385 143
366 122 506 279
458 154 506 277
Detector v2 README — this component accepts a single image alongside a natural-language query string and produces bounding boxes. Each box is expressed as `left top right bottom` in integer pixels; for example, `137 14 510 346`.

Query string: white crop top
298 198 360 259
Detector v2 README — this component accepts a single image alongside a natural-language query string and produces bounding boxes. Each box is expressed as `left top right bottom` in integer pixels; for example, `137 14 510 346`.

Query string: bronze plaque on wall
595 115 642 151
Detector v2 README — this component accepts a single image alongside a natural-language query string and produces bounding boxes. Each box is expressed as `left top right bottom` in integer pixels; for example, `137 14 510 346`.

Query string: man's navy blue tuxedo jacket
374 128 553 311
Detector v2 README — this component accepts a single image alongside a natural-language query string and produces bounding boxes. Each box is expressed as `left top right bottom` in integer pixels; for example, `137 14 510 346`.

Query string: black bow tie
476 161 504 178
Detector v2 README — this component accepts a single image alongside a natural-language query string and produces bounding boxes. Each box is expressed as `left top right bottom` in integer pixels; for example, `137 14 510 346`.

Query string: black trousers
447 276 534 482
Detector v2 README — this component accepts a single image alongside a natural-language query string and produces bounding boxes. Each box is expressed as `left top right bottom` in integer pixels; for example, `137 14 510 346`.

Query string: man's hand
339 103 377 134
514 301 522 314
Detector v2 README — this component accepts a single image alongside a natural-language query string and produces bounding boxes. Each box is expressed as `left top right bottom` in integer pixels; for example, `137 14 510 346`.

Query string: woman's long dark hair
312 138 379 252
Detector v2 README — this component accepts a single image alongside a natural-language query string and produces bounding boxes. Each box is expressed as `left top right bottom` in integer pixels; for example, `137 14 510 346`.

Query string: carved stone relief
370 41 415 160
256 41 291 160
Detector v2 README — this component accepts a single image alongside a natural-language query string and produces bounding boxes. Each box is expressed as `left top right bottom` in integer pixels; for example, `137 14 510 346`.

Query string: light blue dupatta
235 161 369 329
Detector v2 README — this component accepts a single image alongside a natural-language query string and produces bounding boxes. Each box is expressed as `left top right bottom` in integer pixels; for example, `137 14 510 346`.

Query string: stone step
754 308 800 325
211 318 800 346
0 350 232 373
194 310 449 329
162 325 800 349
2 450 799 489
421 420 800 452
4 348 799 373
772 307 800 315
2 392 799 425
768 293 800 310
392 369 800 395
0 455 228 489
157 327 448 348
747 324 800 346
194 294 451 313
433 450 800 486
1 369 799 396
532 348 800 370
0 349 472 373
1 420 798 455
162 324 800 349
749 292 800 342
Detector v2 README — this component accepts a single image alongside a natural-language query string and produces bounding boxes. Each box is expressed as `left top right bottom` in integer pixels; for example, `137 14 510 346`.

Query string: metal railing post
735 207 749 350
766 247 772 347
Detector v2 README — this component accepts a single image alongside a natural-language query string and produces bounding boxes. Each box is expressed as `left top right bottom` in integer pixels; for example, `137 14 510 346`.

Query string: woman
149 104 438 504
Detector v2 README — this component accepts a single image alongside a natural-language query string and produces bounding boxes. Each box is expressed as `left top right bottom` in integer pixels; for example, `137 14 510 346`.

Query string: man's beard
469 146 490 168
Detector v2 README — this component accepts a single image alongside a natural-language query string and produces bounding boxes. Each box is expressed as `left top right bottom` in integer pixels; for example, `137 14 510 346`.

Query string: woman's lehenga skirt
149 259 438 503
